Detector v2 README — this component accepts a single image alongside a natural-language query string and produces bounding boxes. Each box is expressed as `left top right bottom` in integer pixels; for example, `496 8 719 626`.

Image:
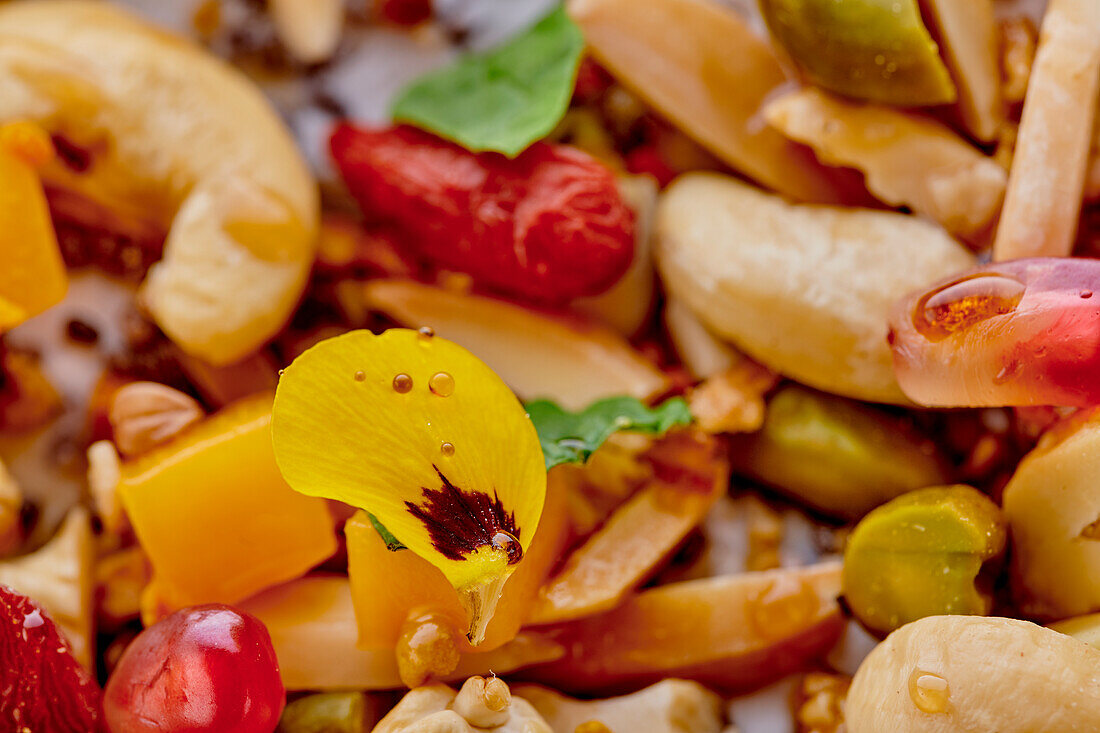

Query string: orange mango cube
119 394 336 609
0 125 67 331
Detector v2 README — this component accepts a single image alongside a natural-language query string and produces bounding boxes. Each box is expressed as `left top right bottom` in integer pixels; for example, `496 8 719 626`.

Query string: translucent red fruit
888 258 1100 407
0 585 104 732
104 604 284 733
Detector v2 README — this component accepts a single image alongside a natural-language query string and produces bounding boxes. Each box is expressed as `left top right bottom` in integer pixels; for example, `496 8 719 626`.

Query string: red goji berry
378 0 432 26
330 124 635 303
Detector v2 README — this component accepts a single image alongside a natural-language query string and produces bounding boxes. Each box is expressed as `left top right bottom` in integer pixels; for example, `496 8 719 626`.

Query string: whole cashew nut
846 615 1100 732
0 1 318 364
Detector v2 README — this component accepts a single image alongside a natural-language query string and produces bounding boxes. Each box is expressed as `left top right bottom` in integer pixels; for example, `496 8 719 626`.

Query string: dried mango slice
272 329 546 644
0 122 66 332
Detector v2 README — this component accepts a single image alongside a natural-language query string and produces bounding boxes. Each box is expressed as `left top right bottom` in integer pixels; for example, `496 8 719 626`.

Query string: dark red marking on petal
405 466 522 564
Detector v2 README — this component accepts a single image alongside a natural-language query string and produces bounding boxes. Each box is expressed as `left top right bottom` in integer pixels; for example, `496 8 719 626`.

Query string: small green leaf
527 396 694 471
391 5 584 156
368 512 406 551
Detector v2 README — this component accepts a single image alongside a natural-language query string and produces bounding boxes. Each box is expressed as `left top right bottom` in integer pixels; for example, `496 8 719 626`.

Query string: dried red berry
378 0 432 26
104 604 284 733
330 124 635 303
0 584 103 732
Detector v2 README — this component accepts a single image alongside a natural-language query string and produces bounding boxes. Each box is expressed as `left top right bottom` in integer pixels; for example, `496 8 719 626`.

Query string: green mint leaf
391 5 584 156
368 512 406 551
527 396 694 471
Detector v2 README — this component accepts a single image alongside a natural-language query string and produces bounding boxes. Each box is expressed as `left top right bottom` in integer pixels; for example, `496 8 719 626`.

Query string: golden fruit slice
764 88 1006 240
362 280 669 411
526 562 844 693
568 0 854 204
118 394 336 608
759 0 956 106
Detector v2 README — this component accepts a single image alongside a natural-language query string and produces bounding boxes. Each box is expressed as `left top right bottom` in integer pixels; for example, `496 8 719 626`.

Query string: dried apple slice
656 173 974 404
240 576 565 691
0 1 319 363
525 562 844 694
764 88 1006 240
362 280 669 411
567 0 852 204
530 433 727 625
0 508 94 669
992 0 1100 260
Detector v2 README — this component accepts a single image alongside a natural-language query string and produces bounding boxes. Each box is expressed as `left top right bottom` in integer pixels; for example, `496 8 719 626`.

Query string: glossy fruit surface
889 258 1100 407
0 584 103 732
104 604 285 733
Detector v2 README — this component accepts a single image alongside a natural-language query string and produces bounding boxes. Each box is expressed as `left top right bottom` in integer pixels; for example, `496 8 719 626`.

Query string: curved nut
656 173 974 404
846 615 1100 732
0 1 319 364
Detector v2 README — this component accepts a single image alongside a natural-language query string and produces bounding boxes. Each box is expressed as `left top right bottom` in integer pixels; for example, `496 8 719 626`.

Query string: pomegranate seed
104 604 284 733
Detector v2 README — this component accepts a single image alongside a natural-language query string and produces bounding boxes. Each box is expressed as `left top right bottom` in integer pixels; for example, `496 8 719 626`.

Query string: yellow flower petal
271 328 546 636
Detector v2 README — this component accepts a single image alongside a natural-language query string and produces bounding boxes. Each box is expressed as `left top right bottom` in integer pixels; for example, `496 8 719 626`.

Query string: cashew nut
846 615 1100 732
516 680 725 733
0 1 319 364
655 173 974 404
374 679 552 733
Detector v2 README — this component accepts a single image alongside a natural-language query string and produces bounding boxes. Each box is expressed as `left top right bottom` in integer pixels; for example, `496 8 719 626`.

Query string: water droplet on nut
418 326 435 338
908 669 950 714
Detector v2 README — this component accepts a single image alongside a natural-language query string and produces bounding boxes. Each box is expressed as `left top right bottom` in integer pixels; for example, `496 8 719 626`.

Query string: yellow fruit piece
119 393 336 609
272 329 546 646
0 129 66 332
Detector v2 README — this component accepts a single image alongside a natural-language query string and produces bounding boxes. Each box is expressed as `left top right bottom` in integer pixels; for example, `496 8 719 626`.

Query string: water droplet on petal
354 370 366 382
913 273 1025 341
1082 290 1094 299
418 326 435 338
393 373 413 393
440 442 455 457
278 369 285 377
429 371 455 397
908 669 950 713
22 610 43 629
491 530 523 564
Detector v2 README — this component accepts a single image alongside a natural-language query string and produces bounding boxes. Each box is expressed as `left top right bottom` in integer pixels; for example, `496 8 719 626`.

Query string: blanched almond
108 381 203 457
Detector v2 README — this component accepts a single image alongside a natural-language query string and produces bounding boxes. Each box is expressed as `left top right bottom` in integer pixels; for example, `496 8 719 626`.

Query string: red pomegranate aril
104 604 285 733
0 585 104 732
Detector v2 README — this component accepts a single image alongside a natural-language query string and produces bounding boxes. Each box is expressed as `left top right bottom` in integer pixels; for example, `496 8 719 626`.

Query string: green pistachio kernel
729 386 948 519
842 485 1006 634
759 0 957 106
276 692 379 733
